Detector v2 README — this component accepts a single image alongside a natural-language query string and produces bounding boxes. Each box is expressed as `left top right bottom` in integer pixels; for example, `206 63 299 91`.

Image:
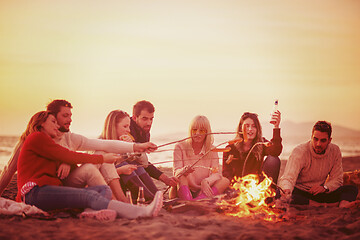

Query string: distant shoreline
1 155 360 175
155 155 360 175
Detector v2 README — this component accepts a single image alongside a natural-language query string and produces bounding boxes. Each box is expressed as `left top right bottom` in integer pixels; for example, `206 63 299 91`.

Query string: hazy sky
0 0 359 138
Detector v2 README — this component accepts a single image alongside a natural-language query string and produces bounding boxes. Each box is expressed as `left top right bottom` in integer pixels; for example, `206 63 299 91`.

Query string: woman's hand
116 164 138 175
270 110 281 128
57 163 71 179
200 179 213 197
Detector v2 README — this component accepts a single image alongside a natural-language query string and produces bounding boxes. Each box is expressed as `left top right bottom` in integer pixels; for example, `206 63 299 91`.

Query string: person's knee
135 167 147 176
264 156 281 168
80 164 99 173
263 156 280 183
341 185 359 202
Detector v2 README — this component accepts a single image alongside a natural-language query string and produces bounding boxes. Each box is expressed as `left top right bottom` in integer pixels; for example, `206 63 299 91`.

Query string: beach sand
1 157 360 240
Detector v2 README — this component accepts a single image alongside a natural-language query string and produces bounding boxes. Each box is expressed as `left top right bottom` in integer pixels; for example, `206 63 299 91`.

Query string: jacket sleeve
222 145 234 180
144 164 163 180
29 132 103 165
264 128 283 156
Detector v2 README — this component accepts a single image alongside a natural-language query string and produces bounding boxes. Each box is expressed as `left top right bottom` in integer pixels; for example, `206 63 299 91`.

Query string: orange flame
217 173 282 221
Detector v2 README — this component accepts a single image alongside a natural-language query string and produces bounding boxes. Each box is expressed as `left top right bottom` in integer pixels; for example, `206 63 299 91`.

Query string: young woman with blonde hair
97 110 158 202
173 115 229 200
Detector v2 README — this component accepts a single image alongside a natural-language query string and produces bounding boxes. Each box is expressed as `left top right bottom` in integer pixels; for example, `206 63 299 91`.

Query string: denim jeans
25 185 112 211
261 156 281 184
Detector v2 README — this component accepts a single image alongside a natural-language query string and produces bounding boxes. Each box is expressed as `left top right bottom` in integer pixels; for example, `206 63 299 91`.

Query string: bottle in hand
270 99 278 124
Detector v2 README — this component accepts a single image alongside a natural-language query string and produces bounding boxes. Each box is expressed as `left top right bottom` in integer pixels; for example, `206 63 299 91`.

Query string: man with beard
130 100 177 189
278 121 358 208
47 99 157 202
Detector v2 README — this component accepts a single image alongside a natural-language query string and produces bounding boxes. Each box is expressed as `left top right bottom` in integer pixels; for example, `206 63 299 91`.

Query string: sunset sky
0 0 359 138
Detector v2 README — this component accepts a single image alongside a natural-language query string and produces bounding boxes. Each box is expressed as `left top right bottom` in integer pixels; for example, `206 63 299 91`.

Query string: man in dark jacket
130 100 178 188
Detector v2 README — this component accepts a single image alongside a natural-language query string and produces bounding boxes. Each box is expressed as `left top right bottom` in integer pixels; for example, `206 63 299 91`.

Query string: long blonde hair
185 115 213 157
100 110 130 140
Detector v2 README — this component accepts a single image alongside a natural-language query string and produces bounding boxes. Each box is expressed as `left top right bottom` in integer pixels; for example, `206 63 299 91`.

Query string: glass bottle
126 190 133 205
270 99 279 124
137 187 145 206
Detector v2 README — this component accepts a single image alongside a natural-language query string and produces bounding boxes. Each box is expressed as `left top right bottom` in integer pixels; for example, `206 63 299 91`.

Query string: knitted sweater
278 141 343 192
17 132 104 202
173 141 221 191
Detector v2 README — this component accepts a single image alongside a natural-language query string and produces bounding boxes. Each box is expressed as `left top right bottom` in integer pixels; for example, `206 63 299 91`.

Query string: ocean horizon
1 130 360 171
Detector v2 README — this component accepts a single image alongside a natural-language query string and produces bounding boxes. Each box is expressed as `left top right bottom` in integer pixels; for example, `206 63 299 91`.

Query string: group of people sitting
9 99 359 220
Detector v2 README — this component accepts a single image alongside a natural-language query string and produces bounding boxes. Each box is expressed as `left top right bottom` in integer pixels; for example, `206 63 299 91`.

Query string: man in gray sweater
278 121 358 208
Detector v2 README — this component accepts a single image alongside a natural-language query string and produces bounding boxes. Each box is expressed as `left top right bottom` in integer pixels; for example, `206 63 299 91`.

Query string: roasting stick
156 131 239 149
163 137 244 195
136 157 224 168
116 132 240 161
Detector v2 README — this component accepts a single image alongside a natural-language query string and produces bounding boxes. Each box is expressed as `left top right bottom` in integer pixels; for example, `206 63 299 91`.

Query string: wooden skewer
156 131 241 149
163 138 243 194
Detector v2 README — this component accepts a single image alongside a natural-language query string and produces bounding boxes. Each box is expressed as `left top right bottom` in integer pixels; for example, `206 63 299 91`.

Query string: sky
0 0 360 138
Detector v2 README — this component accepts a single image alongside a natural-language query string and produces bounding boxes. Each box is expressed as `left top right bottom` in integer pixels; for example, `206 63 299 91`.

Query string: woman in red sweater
17 111 163 220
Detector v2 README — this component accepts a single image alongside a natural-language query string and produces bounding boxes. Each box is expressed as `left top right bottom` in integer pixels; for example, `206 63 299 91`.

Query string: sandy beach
1 158 360 240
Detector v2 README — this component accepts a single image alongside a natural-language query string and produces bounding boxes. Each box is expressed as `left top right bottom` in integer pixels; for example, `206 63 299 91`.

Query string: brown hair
46 99 73 116
19 111 53 142
312 121 332 138
132 100 155 117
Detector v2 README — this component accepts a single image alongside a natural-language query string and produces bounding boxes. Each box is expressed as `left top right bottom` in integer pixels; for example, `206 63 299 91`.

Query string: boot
125 176 155 201
193 186 219 200
178 185 193 200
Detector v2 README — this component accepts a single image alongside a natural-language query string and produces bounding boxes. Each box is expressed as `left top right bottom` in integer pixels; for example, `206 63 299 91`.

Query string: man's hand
159 174 178 187
57 163 71 179
134 142 157 153
309 185 326 195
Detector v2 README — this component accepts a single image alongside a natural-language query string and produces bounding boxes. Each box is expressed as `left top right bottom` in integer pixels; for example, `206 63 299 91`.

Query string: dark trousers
290 185 358 205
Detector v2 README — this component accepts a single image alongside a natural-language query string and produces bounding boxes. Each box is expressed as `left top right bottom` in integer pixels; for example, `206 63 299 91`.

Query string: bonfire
217 173 286 221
